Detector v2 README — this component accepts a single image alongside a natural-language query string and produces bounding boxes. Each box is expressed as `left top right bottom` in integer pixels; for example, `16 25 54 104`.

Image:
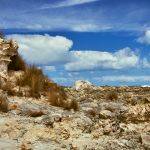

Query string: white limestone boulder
74 80 93 90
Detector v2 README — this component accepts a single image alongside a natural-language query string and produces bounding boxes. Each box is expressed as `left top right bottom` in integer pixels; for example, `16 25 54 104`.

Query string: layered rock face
0 37 18 83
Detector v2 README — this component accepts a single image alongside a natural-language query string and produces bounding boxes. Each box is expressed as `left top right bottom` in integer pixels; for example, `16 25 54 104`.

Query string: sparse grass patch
17 65 50 98
69 99 79 111
86 109 97 117
47 85 79 111
2 81 16 96
106 91 118 101
16 65 65 99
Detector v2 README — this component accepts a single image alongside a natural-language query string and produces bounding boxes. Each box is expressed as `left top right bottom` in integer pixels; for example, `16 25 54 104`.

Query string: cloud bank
65 47 139 71
97 75 150 82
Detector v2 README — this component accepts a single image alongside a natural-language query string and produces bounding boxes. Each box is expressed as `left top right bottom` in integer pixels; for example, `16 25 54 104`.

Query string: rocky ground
0 81 150 150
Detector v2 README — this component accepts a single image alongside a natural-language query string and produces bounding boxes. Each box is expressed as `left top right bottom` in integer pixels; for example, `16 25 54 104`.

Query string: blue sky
1 0 150 86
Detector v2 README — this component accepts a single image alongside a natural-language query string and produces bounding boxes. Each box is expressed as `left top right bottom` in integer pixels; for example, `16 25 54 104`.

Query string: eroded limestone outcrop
0 37 18 84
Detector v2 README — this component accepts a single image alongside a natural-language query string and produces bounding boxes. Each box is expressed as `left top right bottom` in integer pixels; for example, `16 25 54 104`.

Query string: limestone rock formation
0 37 18 83
74 80 93 90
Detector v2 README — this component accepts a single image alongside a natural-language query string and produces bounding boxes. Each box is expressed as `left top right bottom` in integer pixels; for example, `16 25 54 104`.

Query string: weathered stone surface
74 80 93 90
99 110 114 119
141 133 150 149
0 139 17 150
0 39 17 76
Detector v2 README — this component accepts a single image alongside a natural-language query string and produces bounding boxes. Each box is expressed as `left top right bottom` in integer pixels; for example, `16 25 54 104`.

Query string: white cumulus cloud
137 30 150 45
7 34 73 65
65 47 139 71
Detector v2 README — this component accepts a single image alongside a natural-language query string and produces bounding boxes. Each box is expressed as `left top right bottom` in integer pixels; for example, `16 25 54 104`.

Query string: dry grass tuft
0 94 9 112
106 91 118 100
86 109 97 117
16 65 66 100
68 99 79 111
47 85 79 111
28 110 45 117
6 63 72 110
17 65 50 98
2 81 16 96
47 84 67 106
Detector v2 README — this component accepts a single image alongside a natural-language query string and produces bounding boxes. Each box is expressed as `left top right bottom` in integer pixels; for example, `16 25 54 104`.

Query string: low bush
2 82 16 96
86 109 97 117
106 91 118 100
47 85 79 111
69 99 79 111
47 84 67 106
0 94 8 112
